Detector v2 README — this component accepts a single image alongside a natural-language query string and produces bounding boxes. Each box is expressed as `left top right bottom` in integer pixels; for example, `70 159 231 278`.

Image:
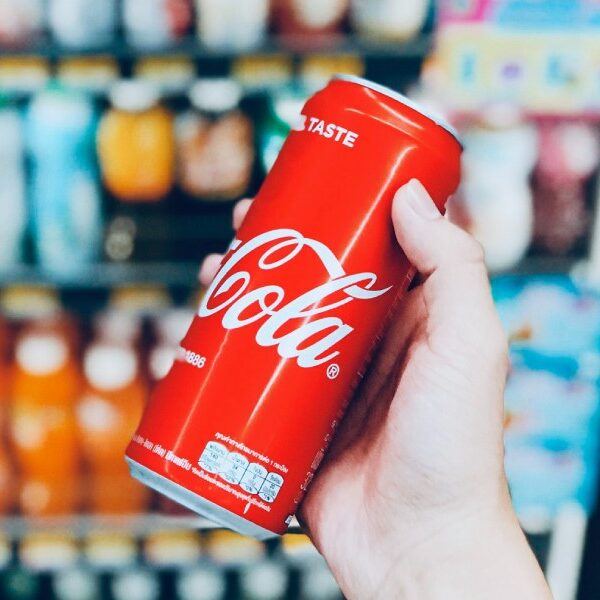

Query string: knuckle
454 229 485 264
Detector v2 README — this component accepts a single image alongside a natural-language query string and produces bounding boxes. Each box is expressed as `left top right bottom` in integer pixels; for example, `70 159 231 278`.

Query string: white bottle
0 104 26 272
350 0 428 41
48 0 117 49
195 0 270 50
461 107 539 272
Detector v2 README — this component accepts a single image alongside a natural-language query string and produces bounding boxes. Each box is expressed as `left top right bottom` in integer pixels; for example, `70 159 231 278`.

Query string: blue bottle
26 84 102 278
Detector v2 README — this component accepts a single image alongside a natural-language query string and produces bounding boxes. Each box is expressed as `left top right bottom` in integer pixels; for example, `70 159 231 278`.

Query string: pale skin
200 179 553 599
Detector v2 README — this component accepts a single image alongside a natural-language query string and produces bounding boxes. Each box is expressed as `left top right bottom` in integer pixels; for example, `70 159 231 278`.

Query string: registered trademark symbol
326 364 340 379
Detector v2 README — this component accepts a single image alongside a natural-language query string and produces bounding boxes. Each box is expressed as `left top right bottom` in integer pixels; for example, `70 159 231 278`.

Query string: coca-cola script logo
198 229 392 369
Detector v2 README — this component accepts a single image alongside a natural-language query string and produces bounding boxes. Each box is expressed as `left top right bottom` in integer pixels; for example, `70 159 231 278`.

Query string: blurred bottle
148 309 194 382
93 309 143 349
134 57 195 97
0 316 13 513
0 286 62 322
26 85 102 277
0 568 41 600
0 315 10 429
144 530 202 568
350 0 428 41
0 0 44 47
299 559 343 600
239 560 289 600
273 0 348 40
205 531 265 567
0 535 10 569
57 58 119 95
84 531 137 570
299 54 364 93
48 0 117 49
110 568 161 600
78 340 149 513
232 56 294 92
0 98 26 273
10 320 81 516
460 107 538 272
195 0 269 51
20 532 79 571
98 80 175 202
533 122 600 255
0 444 13 514
176 565 227 600
52 568 102 600
123 0 193 49
176 79 254 201
259 91 306 173
279 533 321 565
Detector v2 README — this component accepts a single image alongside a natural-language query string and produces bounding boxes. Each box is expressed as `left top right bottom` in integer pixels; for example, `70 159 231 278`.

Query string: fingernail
398 179 440 220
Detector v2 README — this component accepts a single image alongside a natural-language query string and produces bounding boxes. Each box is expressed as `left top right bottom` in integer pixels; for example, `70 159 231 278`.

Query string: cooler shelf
0 514 302 538
0 263 203 290
0 34 432 61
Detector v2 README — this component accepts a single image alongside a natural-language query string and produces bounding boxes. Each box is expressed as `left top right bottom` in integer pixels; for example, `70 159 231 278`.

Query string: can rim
332 74 463 148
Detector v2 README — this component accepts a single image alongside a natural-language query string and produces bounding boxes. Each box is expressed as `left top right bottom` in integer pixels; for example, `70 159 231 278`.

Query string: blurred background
0 0 600 598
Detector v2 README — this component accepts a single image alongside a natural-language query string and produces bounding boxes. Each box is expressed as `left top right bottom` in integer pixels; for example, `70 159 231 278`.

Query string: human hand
200 181 551 599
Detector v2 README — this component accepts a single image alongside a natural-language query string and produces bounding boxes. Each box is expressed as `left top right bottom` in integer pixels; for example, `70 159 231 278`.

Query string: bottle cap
188 78 243 113
110 80 160 112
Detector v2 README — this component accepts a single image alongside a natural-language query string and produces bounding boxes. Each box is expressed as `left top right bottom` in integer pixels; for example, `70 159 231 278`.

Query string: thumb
391 179 506 362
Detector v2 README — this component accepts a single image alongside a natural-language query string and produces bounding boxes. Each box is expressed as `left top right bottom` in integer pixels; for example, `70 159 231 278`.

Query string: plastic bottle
123 0 193 49
350 0 428 41
110 569 160 600
299 559 343 600
176 566 227 600
176 79 254 201
273 0 349 39
0 98 26 272
98 80 175 202
239 560 289 600
78 341 149 513
533 122 600 254
26 85 102 277
10 321 81 516
48 0 117 49
0 447 13 514
195 0 269 51
148 308 194 382
0 0 44 47
259 91 306 173
460 107 539 272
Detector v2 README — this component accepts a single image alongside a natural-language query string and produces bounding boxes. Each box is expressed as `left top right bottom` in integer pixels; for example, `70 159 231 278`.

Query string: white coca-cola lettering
198 229 392 368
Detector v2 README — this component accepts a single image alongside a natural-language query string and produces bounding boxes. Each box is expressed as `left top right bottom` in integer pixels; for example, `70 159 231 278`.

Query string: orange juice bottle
18 475 80 516
0 316 9 433
0 440 14 514
10 321 82 516
78 340 150 513
98 80 175 202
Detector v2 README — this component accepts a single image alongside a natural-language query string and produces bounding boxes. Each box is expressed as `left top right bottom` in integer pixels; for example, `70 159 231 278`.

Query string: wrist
326 487 550 600
372 499 550 599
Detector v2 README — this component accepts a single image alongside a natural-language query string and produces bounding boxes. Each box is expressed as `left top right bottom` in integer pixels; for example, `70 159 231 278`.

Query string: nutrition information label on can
199 440 285 504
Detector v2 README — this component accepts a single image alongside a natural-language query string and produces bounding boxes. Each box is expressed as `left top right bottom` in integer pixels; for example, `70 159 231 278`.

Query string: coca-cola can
126 75 462 539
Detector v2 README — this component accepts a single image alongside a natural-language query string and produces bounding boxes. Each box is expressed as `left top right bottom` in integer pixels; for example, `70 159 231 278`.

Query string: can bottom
125 457 280 541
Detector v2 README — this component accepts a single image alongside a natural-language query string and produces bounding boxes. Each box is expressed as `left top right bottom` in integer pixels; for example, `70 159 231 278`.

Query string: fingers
392 179 484 275
391 180 506 361
199 253 222 287
198 199 253 286
233 198 253 231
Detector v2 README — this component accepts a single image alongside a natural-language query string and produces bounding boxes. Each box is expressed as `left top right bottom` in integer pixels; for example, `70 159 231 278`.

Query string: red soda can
126 75 462 539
